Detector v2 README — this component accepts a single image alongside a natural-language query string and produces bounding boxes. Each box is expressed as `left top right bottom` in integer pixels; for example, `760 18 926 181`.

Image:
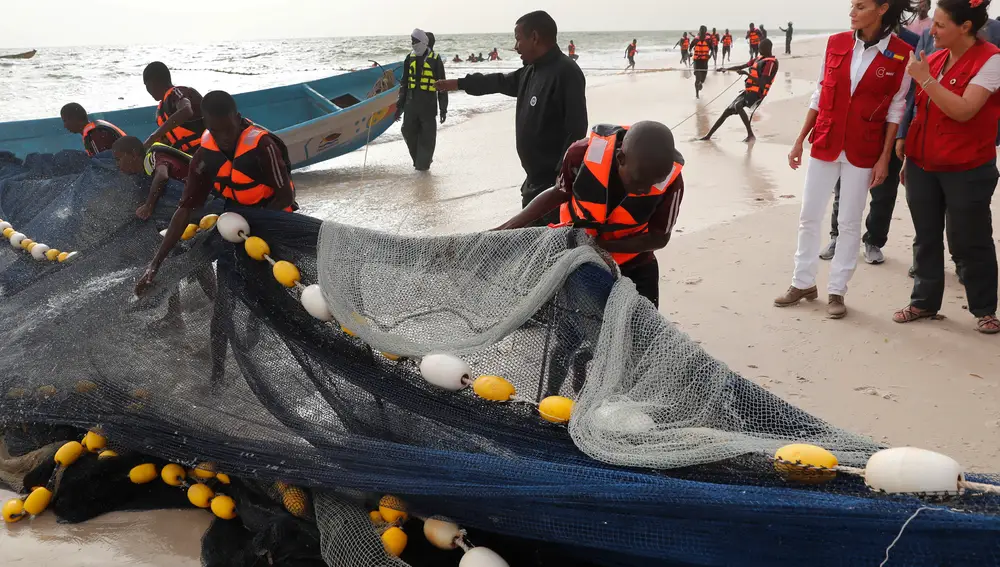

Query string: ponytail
877 0 917 36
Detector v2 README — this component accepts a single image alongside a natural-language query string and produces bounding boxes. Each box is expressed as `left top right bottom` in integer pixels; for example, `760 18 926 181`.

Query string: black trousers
905 160 998 317
621 257 660 308
830 149 904 248
401 106 437 170
785 38 792 55
521 176 560 227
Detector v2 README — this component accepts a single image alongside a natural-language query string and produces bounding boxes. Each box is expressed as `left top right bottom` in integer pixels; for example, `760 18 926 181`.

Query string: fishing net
1 152 999 567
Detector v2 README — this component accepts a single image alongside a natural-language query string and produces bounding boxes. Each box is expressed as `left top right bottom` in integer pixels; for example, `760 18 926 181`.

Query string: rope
671 75 743 131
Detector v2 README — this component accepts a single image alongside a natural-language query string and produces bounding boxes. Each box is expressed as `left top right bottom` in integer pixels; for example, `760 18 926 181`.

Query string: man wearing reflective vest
675 33 691 66
395 29 448 171
111 135 193 220
142 62 206 154
495 122 685 307
701 38 779 141
135 90 296 294
722 30 734 63
747 24 762 59
60 102 127 157
691 27 713 98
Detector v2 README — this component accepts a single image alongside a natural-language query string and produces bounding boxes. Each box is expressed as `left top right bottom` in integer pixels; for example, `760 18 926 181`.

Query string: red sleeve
254 136 292 192
178 149 214 209
647 173 685 234
554 139 589 196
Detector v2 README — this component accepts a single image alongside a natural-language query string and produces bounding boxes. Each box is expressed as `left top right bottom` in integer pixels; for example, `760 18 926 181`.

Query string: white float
9 232 25 248
217 213 250 243
423 518 462 550
30 244 50 260
300 284 333 322
0 221 11 232
865 447 963 495
460 547 509 567
419 354 473 391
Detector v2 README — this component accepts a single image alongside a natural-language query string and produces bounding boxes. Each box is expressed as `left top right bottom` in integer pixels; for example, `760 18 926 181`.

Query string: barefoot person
691 27 713 98
895 0 1000 334
701 38 779 141
777 0 914 319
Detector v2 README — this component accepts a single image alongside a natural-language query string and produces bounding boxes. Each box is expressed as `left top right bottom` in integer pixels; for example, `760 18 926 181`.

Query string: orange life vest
692 38 712 62
569 44 576 55
558 124 683 267
156 86 206 153
745 56 777 98
81 120 126 156
749 30 761 46
723 34 733 47
711 33 720 47
200 122 295 211
681 37 690 51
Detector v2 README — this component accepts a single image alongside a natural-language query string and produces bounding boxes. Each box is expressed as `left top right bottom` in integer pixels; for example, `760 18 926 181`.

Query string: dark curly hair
936 0 993 34
875 0 918 36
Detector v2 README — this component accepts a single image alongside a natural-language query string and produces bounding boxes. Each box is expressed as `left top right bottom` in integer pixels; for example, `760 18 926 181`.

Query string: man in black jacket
396 29 448 171
436 10 588 226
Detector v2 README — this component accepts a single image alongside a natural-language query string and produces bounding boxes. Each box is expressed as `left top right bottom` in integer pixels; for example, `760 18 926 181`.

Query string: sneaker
774 285 819 307
827 294 847 319
863 243 885 265
819 238 837 261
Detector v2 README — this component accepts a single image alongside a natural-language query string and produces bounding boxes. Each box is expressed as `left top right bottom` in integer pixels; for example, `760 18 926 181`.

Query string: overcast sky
2 0 999 48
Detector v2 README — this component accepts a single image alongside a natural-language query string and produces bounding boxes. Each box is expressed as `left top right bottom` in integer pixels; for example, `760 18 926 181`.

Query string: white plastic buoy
9 232 25 248
300 284 333 322
865 447 963 495
217 212 250 243
591 403 655 434
419 354 473 391
459 547 509 567
30 244 50 260
423 518 462 550
0 221 10 232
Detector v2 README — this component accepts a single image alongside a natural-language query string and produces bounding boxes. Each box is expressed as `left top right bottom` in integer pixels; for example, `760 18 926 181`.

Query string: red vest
905 40 1000 172
809 32 911 168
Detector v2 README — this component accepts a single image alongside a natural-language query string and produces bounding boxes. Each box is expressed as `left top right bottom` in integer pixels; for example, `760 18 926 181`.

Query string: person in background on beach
722 29 734 62
142 62 205 154
819 24 919 266
759 25 769 39
60 103 126 157
494 122 685 308
453 54 462 63
777 0 914 320
436 10 588 226
568 40 578 61
908 0 934 33
746 23 762 58
396 29 448 172
711 28 721 63
625 39 638 70
894 0 999 334
135 91 296 295
691 28 713 98
779 22 794 54
701 38 778 141
112 136 191 220
676 33 691 66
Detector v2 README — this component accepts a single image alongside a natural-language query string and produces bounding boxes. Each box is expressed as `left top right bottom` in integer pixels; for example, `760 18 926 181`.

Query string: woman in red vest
777 0 914 319
895 0 999 334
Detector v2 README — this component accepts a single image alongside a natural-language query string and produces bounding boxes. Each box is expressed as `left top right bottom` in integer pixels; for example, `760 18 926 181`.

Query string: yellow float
773 444 839 484
161 464 187 487
379 495 408 524
181 224 199 241
273 261 301 288
244 236 270 261
381 526 408 557
23 487 52 516
129 463 159 484
473 376 516 402
187 483 215 508
210 495 237 519
538 396 575 424
2 499 25 523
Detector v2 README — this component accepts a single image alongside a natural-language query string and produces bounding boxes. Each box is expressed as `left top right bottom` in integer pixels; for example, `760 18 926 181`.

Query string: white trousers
792 157 871 296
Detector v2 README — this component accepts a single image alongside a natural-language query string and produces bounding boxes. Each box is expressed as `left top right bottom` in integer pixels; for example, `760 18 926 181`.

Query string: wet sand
5 36 1000 563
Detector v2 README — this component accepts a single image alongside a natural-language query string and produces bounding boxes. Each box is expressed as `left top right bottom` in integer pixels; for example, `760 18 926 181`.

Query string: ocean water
0 30 835 127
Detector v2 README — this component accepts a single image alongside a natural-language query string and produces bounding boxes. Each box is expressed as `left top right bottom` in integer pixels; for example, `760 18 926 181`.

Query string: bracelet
921 77 936 89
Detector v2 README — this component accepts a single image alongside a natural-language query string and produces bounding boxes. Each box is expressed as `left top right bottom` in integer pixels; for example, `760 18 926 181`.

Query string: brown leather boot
827 294 847 319
774 286 818 307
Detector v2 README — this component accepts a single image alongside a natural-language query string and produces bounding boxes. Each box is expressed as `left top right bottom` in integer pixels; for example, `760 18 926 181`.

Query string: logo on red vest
875 67 886 79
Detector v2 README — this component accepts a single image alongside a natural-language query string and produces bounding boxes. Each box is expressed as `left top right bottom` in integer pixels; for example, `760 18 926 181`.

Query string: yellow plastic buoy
773 444 839 484
36 385 57 398
181 224 199 241
20 238 33 250
272 261 300 288
244 236 270 261
2 499 25 523
340 325 356 337
282 486 309 518
23 487 52 516
129 463 159 484
161 464 187 487
45 248 61 261
381 352 401 361
381 526 408 557
82 431 107 452
369 510 385 524
187 483 215 508
211 495 237 519
199 214 220 231
57 252 69 262
192 463 216 479
538 396 575 424
98 450 118 460
215 473 231 485
74 380 98 394
378 495 408 524
1 228 13 239
54 441 84 467
473 375 517 402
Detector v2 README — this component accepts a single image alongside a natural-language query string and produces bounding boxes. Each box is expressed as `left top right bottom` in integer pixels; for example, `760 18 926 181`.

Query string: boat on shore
0 63 402 169
0 49 36 60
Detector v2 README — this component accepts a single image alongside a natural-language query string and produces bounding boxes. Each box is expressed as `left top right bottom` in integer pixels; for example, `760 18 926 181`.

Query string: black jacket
458 47 588 186
398 52 449 116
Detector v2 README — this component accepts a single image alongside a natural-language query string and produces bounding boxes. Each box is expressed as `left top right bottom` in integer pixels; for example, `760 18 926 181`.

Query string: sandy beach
4 34 999 564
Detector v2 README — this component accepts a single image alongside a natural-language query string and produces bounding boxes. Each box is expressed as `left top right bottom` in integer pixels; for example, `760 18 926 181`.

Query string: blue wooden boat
0 64 403 170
